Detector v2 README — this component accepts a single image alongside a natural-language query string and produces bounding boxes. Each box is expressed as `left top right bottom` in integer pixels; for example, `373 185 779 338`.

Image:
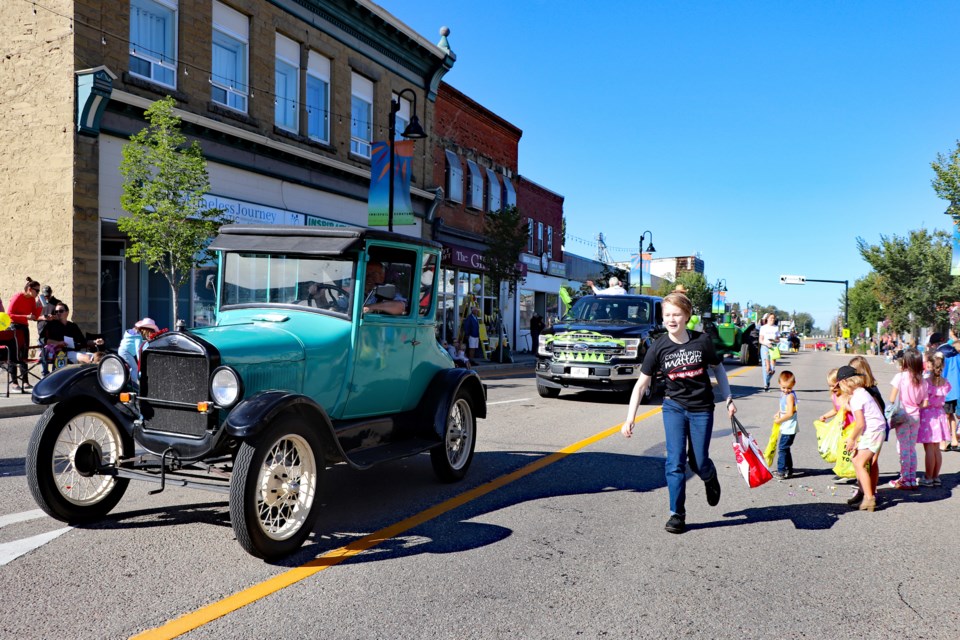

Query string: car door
343 244 417 418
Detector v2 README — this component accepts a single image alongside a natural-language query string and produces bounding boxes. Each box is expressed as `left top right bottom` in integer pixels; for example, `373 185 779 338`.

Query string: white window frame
129 0 178 88
392 93 411 140
274 33 300 132
527 218 534 253
211 1 249 113
485 169 501 212
306 51 330 143
466 160 484 211
445 150 463 204
351 72 374 158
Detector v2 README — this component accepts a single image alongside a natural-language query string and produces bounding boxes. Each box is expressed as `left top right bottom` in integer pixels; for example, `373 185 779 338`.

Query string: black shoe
846 490 864 507
705 475 721 506
665 514 686 534
764 385 770 392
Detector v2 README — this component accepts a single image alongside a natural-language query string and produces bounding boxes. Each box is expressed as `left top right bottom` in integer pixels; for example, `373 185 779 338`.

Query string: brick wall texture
517 177 564 263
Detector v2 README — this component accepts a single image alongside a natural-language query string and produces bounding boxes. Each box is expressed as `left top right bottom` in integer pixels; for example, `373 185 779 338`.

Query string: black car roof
209 224 442 256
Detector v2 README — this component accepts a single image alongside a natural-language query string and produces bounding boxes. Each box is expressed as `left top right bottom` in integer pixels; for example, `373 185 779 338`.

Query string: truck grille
549 331 625 364
140 350 210 438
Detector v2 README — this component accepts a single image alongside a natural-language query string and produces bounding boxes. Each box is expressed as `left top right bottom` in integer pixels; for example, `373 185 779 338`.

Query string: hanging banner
952 223 960 276
368 140 415 227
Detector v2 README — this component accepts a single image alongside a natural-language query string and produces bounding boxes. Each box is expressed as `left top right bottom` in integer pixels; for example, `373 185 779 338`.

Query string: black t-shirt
640 330 721 411
41 320 86 349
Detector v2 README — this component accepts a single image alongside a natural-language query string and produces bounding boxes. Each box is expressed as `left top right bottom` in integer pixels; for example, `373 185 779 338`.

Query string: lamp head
401 114 427 139
645 240 656 253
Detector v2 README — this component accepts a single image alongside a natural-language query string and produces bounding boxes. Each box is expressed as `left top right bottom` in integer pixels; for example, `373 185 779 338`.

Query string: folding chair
0 330 11 398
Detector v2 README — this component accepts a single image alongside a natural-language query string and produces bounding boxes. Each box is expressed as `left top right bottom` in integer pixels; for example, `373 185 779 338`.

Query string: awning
210 224 364 255
502 177 516 208
465 160 483 209
485 168 501 211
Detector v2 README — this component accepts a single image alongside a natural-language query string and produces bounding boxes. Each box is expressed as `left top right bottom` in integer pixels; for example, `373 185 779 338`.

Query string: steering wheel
310 283 350 310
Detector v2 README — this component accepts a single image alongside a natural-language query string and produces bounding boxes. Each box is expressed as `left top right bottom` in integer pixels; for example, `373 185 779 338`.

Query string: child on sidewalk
837 365 885 511
888 349 928 489
818 368 853 426
772 370 798 479
919 351 951 486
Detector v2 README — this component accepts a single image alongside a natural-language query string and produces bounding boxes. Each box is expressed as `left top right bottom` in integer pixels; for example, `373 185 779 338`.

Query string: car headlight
98 354 129 394
624 338 641 358
538 335 551 357
210 366 242 408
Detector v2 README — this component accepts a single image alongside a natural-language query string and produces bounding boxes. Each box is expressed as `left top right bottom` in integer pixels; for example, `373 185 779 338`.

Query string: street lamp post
387 88 427 232
638 230 655 292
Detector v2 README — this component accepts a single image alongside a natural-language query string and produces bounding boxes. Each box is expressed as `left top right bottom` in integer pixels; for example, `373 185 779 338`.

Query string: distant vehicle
535 294 664 402
26 225 486 560
701 312 760 365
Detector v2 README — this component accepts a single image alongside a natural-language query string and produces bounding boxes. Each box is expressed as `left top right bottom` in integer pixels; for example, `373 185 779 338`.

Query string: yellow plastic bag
769 346 781 361
832 424 869 478
814 410 845 463
764 421 781 467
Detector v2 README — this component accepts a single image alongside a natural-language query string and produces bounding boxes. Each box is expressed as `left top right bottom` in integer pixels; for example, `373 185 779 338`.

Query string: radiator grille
141 350 211 438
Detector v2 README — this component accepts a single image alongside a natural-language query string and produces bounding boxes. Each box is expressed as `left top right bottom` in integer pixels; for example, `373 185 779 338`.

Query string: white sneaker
918 477 934 487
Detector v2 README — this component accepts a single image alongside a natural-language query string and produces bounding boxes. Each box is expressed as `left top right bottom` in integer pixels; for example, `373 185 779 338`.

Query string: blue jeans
777 433 796 474
760 345 774 388
662 398 717 516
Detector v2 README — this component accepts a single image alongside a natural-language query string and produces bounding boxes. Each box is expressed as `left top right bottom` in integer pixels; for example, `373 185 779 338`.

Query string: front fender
417 369 487 440
30 365 137 430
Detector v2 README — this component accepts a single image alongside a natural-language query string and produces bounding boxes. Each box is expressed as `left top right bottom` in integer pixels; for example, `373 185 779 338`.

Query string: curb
0 402 45 420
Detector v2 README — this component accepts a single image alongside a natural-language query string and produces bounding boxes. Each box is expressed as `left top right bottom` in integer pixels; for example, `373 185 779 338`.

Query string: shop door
100 257 124 347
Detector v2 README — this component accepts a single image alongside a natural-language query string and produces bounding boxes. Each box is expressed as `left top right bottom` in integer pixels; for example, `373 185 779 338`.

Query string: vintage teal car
25 225 486 559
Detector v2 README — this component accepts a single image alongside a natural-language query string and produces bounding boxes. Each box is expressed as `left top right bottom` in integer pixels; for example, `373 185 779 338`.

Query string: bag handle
730 415 750 438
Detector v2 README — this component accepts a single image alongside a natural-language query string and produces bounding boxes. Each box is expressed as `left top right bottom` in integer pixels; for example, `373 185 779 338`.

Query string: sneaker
9 383 21 392
764 385 770 392
705 475 721 507
886 478 911 490
918 477 934 487
665 514 686 534
933 477 942 486
771 471 785 480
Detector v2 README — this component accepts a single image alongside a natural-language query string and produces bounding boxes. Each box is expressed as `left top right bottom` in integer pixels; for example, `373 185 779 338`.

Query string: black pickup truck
535 294 664 400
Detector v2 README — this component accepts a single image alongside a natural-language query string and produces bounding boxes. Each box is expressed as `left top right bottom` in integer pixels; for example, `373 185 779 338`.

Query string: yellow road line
132 407 661 640
134 365 755 639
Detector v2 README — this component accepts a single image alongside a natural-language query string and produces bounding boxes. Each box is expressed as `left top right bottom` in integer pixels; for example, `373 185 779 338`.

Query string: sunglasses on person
55 308 67 314
30 287 40 293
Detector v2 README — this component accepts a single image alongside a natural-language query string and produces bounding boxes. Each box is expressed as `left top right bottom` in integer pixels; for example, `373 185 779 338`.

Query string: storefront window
519 289 534 352
193 261 218 327
545 293 560 325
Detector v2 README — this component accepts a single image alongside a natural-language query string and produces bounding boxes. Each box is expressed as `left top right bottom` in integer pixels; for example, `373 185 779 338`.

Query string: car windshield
221 253 356 310
563 297 651 324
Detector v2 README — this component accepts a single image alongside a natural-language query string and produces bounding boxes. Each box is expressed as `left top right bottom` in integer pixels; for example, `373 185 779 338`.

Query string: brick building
1 0 453 344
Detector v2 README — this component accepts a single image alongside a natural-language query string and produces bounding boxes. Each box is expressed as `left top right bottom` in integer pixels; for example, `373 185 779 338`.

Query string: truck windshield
563 297 652 324
221 253 356 309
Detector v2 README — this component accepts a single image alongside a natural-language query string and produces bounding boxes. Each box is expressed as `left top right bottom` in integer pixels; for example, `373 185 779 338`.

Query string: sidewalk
0 352 539 420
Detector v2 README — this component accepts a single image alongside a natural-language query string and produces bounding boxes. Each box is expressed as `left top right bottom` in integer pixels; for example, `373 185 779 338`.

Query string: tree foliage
931 140 960 221
655 271 712 314
119 96 224 325
856 229 960 333
483 205 529 298
845 272 884 337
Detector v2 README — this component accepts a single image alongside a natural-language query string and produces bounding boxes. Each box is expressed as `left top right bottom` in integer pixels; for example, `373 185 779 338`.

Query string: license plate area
570 366 590 378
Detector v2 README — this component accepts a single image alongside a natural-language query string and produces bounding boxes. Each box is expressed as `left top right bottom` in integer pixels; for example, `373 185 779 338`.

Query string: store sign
305 215 349 228
548 261 566 277
202 194 306 226
442 244 486 271
520 253 542 272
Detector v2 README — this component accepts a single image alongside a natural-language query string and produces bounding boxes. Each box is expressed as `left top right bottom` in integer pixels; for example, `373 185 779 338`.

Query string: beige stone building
0 0 453 345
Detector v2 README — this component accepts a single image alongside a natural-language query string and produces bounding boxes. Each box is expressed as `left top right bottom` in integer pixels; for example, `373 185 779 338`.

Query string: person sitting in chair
40 303 104 364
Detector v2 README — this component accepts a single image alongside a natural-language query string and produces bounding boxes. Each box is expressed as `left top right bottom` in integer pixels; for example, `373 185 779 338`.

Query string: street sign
779 275 806 285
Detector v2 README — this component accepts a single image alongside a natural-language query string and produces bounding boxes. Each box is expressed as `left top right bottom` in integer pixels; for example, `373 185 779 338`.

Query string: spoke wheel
27 406 130 522
230 416 323 559
431 391 476 482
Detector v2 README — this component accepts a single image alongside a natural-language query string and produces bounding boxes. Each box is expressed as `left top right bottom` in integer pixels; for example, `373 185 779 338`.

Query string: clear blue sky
378 0 959 330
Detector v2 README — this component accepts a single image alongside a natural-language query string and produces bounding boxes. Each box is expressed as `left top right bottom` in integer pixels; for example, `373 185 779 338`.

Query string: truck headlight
210 366 242 408
538 335 551 357
624 339 640 358
98 354 129 394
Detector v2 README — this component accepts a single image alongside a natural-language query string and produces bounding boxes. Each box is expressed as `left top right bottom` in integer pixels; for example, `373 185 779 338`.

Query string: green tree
856 229 960 333
119 96 225 326
483 205 529 359
845 272 884 337
931 140 960 221
792 312 815 335
655 272 712 314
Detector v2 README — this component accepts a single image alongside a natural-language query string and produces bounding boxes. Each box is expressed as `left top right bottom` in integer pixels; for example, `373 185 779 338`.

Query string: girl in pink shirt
837 365 885 511
919 351 951 486
888 349 928 489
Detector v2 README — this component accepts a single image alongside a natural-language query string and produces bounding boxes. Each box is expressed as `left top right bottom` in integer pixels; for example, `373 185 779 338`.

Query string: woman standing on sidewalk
6 278 41 391
622 291 737 535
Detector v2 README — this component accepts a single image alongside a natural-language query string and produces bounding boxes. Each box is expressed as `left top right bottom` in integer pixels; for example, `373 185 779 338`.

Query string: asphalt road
1 350 958 639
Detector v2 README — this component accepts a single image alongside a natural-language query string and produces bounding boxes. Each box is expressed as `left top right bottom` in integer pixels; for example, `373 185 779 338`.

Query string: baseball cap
836 365 861 382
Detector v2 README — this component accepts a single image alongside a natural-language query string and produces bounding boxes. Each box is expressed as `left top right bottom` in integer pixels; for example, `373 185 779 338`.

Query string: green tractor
700 312 759 366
